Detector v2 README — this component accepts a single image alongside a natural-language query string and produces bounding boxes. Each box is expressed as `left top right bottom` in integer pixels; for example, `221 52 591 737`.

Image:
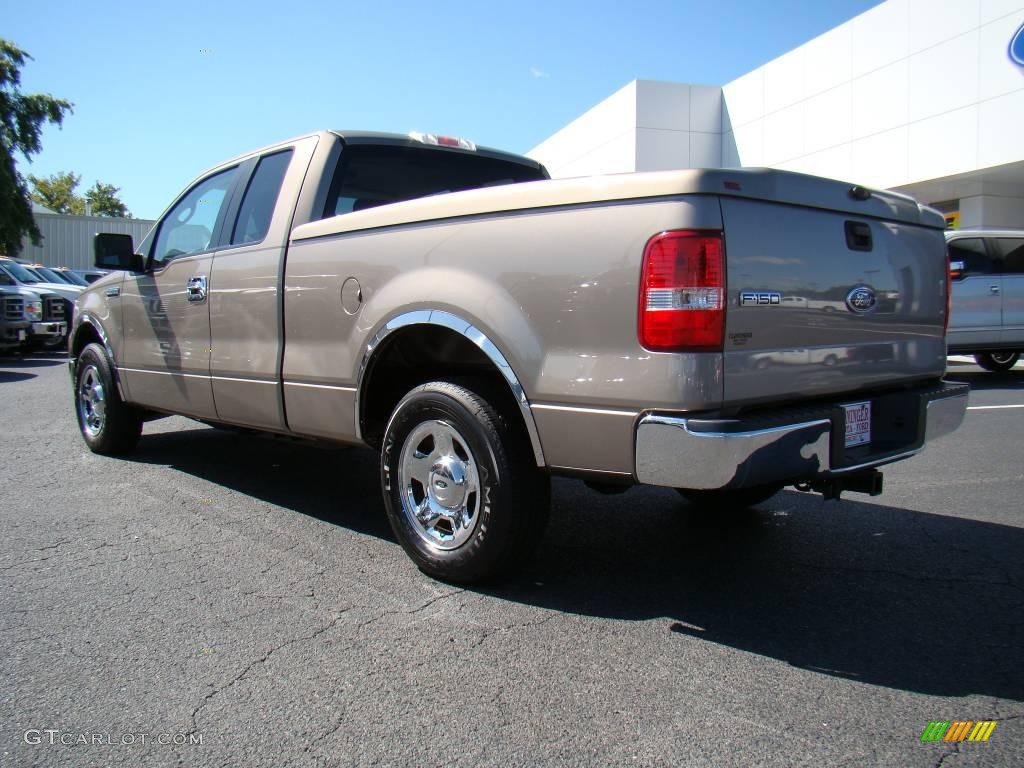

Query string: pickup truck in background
946 229 1024 372
0 274 68 352
0 288 31 352
69 130 968 583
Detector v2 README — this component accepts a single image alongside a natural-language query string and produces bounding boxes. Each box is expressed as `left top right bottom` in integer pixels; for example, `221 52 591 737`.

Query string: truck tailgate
722 194 947 408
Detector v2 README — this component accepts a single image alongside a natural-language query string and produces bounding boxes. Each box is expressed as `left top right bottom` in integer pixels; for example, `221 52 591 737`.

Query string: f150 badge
739 291 781 306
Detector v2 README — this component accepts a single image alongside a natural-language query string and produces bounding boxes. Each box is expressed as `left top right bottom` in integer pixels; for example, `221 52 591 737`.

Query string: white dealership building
529 0 1024 230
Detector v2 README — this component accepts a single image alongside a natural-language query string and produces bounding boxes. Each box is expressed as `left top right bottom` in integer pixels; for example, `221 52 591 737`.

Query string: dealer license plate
843 401 871 448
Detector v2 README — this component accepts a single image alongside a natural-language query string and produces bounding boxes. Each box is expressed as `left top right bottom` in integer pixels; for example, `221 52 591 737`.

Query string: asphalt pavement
1 353 1022 767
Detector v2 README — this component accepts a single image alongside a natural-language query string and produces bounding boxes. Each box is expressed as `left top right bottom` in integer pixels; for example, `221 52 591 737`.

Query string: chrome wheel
398 419 481 551
77 364 106 438
991 352 1017 366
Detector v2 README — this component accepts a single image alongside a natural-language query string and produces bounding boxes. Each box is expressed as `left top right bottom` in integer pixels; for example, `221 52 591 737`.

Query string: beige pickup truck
70 130 968 583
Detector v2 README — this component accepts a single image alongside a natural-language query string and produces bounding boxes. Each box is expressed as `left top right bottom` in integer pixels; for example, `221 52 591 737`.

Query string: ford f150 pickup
69 130 968 583
0 288 30 352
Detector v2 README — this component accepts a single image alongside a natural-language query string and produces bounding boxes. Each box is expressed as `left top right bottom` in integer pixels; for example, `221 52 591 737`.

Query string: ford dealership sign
1011 21 1024 67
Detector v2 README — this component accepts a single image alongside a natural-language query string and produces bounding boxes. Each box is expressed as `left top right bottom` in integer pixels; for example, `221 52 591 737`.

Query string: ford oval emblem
846 286 877 314
1012 21 1024 67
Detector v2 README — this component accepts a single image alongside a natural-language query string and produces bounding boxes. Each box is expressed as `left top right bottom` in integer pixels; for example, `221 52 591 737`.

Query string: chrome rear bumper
635 381 968 490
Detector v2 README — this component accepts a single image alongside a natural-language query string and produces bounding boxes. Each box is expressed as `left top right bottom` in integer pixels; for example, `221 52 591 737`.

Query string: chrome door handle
990 284 1000 295
187 276 208 303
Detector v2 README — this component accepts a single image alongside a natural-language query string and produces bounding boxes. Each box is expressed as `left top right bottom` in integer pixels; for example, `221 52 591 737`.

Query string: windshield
0 261 39 284
35 267 71 284
58 270 89 286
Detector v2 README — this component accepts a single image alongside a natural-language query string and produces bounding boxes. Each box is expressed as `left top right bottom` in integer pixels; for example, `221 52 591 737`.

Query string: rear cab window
231 150 293 245
322 143 548 219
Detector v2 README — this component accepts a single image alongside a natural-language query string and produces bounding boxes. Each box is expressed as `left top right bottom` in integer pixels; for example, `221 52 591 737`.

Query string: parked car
50 268 91 287
69 130 967 583
30 265 81 286
0 287 31 352
70 269 110 285
0 258 83 304
0 276 67 351
946 229 1024 371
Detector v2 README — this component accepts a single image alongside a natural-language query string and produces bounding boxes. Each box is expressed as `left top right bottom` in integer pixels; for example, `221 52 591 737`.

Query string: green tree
29 172 133 218
84 180 130 218
0 39 73 255
28 170 83 214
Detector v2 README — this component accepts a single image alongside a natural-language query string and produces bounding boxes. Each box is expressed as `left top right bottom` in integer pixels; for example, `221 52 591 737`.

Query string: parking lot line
966 404 1024 410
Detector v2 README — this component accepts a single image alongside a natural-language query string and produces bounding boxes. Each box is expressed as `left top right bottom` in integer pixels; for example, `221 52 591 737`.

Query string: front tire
677 484 782 509
381 381 550 584
974 352 1019 372
74 343 142 455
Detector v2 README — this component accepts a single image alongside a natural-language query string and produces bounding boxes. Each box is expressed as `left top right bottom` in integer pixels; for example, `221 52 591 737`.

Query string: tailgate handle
845 221 873 252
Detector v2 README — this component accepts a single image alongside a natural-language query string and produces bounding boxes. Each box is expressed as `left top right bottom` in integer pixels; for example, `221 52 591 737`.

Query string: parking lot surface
2 354 1022 767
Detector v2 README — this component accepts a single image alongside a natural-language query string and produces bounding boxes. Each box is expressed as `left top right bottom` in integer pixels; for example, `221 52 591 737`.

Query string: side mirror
948 260 965 281
0 272 13 286
94 233 144 272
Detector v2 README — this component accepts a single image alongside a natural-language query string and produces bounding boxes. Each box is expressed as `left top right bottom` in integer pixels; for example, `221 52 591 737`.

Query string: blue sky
7 0 881 219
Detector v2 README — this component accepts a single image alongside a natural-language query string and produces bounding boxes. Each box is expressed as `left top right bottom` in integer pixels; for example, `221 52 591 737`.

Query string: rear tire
381 381 550 584
974 352 1019 372
74 343 142 455
677 484 782 509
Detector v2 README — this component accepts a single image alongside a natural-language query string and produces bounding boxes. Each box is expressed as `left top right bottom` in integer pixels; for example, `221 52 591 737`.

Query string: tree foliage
29 170 82 214
28 172 131 218
84 180 130 218
0 38 73 255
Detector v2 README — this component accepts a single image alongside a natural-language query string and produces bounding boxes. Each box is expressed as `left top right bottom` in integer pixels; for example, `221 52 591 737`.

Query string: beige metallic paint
281 198 726 458
75 130 950 481
120 253 216 418
208 136 320 429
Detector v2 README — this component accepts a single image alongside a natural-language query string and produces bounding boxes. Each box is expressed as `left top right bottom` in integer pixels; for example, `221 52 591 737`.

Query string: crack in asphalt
928 711 1022 768
185 610 349 738
470 613 557 648
356 588 467 629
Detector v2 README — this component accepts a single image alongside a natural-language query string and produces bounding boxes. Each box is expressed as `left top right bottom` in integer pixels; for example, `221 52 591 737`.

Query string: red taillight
638 230 725 352
944 249 953 336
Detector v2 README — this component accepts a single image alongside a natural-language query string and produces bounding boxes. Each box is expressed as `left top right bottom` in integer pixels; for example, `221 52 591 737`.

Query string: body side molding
355 309 546 466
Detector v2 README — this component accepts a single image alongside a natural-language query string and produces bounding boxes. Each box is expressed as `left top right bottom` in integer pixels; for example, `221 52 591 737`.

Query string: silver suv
946 230 1024 371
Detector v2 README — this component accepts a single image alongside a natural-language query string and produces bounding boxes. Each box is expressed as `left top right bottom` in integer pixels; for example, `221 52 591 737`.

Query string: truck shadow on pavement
130 427 395 542
944 369 1024 391
504 486 1024 702
129 427 1022 701
0 354 67 382
0 355 67 369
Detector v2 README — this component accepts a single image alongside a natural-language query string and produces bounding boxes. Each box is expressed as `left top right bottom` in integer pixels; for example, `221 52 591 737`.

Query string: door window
993 238 1024 275
230 150 293 245
152 167 238 265
947 238 993 278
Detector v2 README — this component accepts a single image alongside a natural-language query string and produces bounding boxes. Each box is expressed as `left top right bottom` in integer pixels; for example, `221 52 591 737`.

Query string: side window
948 238 992 278
231 150 293 245
993 238 1024 275
152 167 237 265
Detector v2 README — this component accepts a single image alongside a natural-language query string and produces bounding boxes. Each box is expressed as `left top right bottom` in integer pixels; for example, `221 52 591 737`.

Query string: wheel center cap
429 456 467 509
